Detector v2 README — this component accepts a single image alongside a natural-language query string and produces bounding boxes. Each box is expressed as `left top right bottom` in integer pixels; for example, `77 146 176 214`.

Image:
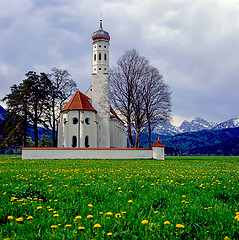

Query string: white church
57 19 127 149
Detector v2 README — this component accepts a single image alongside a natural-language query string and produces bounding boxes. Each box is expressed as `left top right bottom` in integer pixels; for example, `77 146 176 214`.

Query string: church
57 20 127 149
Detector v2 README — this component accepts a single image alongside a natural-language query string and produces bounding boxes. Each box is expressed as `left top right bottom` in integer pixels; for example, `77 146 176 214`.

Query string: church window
72 136 77 148
85 136 89 148
99 68 101 70
94 54 96 61
104 68 106 71
99 45 101 48
99 53 101 61
85 118 90 125
104 45 106 48
104 54 107 61
72 117 78 124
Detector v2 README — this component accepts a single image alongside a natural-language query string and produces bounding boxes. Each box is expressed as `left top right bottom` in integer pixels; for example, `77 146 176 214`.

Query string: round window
72 118 78 124
85 118 90 125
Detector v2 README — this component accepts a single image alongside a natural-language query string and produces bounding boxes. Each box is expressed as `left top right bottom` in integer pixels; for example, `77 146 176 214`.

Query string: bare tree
47 68 77 147
110 49 171 148
143 67 171 147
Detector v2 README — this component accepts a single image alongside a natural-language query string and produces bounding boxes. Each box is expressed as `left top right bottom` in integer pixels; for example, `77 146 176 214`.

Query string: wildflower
37 206 42 210
107 232 113 236
51 225 58 229
176 224 185 229
94 223 101 228
65 224 72 228
141 220 148 224
16 217 23 222
27 216 33 220
182 195 186 198
7 216 14 220
121 211 126 214
154 211 159 213
150 223 153 227
78 226 85 230
86 215 93 218
128 200 133 203
234 215 239 220
75 215 82 220
53 214 59 217
3 192 6 195
88 203 93 208
115 213 121 218
164 221 170 225
106 212 113 216
10 197 18 202
99 212 103 215
224 237 230 240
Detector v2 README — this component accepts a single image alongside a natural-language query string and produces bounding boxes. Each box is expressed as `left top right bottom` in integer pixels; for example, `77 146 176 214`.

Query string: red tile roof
152 139 165 147
61 90 95 112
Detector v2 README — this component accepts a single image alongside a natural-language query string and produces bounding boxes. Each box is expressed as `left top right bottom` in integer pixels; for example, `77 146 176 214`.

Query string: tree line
0 68 77 150
110 49 171 148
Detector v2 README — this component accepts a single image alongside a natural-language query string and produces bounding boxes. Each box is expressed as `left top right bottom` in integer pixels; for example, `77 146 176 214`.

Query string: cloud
0 0 238 125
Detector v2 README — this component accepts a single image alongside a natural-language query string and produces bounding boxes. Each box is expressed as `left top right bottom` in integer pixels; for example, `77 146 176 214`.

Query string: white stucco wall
22 148 160 160
152 147 165 160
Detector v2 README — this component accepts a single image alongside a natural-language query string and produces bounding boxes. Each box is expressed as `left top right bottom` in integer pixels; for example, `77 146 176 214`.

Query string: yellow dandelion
99 212 103 215
128 200 133 203
141 219 148 224
86 214 93 218
115 213 121 218
154 211 159 213
224 236 230 240
65 224 72 228
88 203 93 208
16 217 23 222
75 215 82 220
121 211 126 214
37 206 42 210
7 216 14 220
53 214 59 217
234 215 239 220
78 226 85 230
164 221 170 225
27 216 33 220
50 225 58 229
94 223 101 228
106 212 113 216
182 195 186 198
176 224 185 229
150 223 153 227
107 232 113 236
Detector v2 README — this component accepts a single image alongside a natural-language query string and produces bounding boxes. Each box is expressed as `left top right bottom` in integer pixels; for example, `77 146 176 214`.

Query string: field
0 156 239 240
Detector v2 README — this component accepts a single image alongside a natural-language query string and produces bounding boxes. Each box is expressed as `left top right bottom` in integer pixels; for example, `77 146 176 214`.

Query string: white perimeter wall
22 148 164 160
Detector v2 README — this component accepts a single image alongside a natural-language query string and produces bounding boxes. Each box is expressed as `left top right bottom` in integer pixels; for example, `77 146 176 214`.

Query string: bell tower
91 19 110 148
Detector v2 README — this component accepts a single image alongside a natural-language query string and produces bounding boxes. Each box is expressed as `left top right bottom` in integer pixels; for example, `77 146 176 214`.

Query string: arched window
85 118 90 125
94 54 96 61
72 117 78 124
104 54 107 61
99 53 101 61
72 136 77 148
85 136 89 148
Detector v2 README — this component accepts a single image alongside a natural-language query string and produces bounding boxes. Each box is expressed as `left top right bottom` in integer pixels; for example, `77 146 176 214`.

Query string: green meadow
0 155 239 239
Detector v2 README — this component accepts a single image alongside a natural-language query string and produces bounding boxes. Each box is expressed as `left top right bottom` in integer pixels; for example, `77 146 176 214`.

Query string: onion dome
92 19 110 42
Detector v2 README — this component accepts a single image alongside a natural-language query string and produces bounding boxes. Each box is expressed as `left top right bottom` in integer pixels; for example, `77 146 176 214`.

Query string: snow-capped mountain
179 117 217 133
0 105 6 123
213 118 239 130
153 117 239 136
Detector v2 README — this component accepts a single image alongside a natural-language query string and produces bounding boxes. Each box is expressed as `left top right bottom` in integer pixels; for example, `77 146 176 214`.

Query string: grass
0 155 239 239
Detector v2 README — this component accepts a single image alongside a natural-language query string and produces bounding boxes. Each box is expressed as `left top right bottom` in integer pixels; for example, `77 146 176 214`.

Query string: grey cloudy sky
0 0 238 126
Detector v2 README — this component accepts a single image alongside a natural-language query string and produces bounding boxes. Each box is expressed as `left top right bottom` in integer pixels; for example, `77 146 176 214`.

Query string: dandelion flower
86 215 93 218
164 221 170 225
65 224 72 228
150 223 153 227
234 215 239 220
141 220 148 224
51 225 58 229
75 215 82 220
128 200 133 203
37 206 42 210
78 226 85 230
107 232 113 236
176 224 185 229
27 216 33 220
154 211 158 214
88 204 93 208
99 212 103 215
94 223 101 228
115 213 121 218
106 212 113 216
224 237 230 240
121 211 126 214
53 214 59 217
16 217 23 222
